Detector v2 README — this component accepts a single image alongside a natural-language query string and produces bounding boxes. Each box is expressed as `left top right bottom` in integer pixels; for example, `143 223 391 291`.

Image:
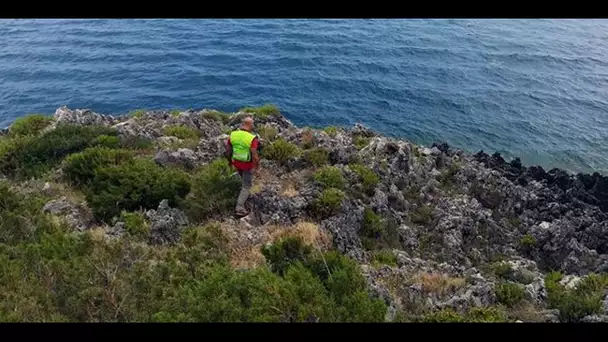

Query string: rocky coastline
0 105 606 322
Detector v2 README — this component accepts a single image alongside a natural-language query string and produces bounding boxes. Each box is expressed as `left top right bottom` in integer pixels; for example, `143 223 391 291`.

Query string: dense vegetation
1 107 607 323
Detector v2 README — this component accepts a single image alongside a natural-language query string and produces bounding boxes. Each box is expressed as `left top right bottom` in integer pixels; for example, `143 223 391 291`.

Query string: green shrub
495 282 525 307
313 166 345 189
0 124 118 179
305 148 330 168
202 110 231 124
409 204 434 225
353 136 371 150
489 261 512 279
361 208 383 240
63 147 134 188
349 163 379 194
373 250 397 267
92 135 120 149
130 109 146 119
183 159 242 223
324 126 338 138
437 162 461 191
86 158 191 222
163 125 200 140
262 138 301 166
359 208 399 251
545 272 608 322
9 114 53 137
0 181 60 245
0 213 387 322
256 124 278 142
301 128 315 149
120 211 149 239
312 188 344 218
119 135 154 150
520 234 536 247
241 104 280 119
262 236 313 276
170 109 181 118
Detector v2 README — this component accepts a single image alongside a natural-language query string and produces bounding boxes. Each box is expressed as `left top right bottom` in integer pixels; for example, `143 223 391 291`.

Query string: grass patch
313 166 345 190
413 272 467 296
8 114 53 137
170 109 181 118
420 307 507 323
240 104 281 119
301 129 315 149
436 162 461 191
163 125 200 140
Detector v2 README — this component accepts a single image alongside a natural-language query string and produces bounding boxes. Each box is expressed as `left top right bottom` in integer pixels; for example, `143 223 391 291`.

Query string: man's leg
235 169 252 214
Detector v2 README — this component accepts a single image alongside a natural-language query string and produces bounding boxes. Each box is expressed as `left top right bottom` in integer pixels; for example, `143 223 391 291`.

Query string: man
225 116 260 217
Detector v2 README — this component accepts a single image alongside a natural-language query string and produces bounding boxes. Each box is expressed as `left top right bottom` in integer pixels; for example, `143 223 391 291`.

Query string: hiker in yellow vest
225 116 260 217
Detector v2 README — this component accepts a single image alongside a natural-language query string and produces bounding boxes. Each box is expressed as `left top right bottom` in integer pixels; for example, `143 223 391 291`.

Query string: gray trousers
236 169 253 212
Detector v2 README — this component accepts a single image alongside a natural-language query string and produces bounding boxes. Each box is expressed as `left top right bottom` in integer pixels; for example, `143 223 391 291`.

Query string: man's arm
224 138 232 162
251 137 260 169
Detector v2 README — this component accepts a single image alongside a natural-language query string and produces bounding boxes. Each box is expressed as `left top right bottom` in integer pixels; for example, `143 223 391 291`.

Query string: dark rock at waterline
474 150 608 213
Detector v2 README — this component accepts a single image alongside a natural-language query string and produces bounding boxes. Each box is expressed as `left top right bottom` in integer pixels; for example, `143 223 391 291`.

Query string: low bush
120 211 149 239
301 129 315 149
0 208 387 322
353 136 371 150
305 148 330 168
256 124 278 142
163 125 200 140
312 188 344 218
359 208 400 250
545 271 608 322
0 124 118 179
119 135 154 150
9 114 53 137
373 250 397 267
0 181 59 245
170 109 181 118
202 110 231 124
324 126 338 138
130 109 146 119
183 158 242 223
261 236 313 276
92 135 120 149
86 158 191 222
349 163 379 194
495 282 525 307
262 138 301 166
63 147 134 188
409 204 434 226
313 166 345 190
489 261 512 279
240 104 281 119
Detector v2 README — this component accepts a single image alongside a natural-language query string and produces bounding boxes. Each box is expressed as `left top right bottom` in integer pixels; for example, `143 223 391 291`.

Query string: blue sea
1 19 607 174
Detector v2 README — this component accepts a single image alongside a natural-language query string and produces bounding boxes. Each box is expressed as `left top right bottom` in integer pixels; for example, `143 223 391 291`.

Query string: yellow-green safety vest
230 130 256 162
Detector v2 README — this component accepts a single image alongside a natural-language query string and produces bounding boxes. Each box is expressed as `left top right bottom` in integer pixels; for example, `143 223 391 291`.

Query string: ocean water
1 19 607 174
